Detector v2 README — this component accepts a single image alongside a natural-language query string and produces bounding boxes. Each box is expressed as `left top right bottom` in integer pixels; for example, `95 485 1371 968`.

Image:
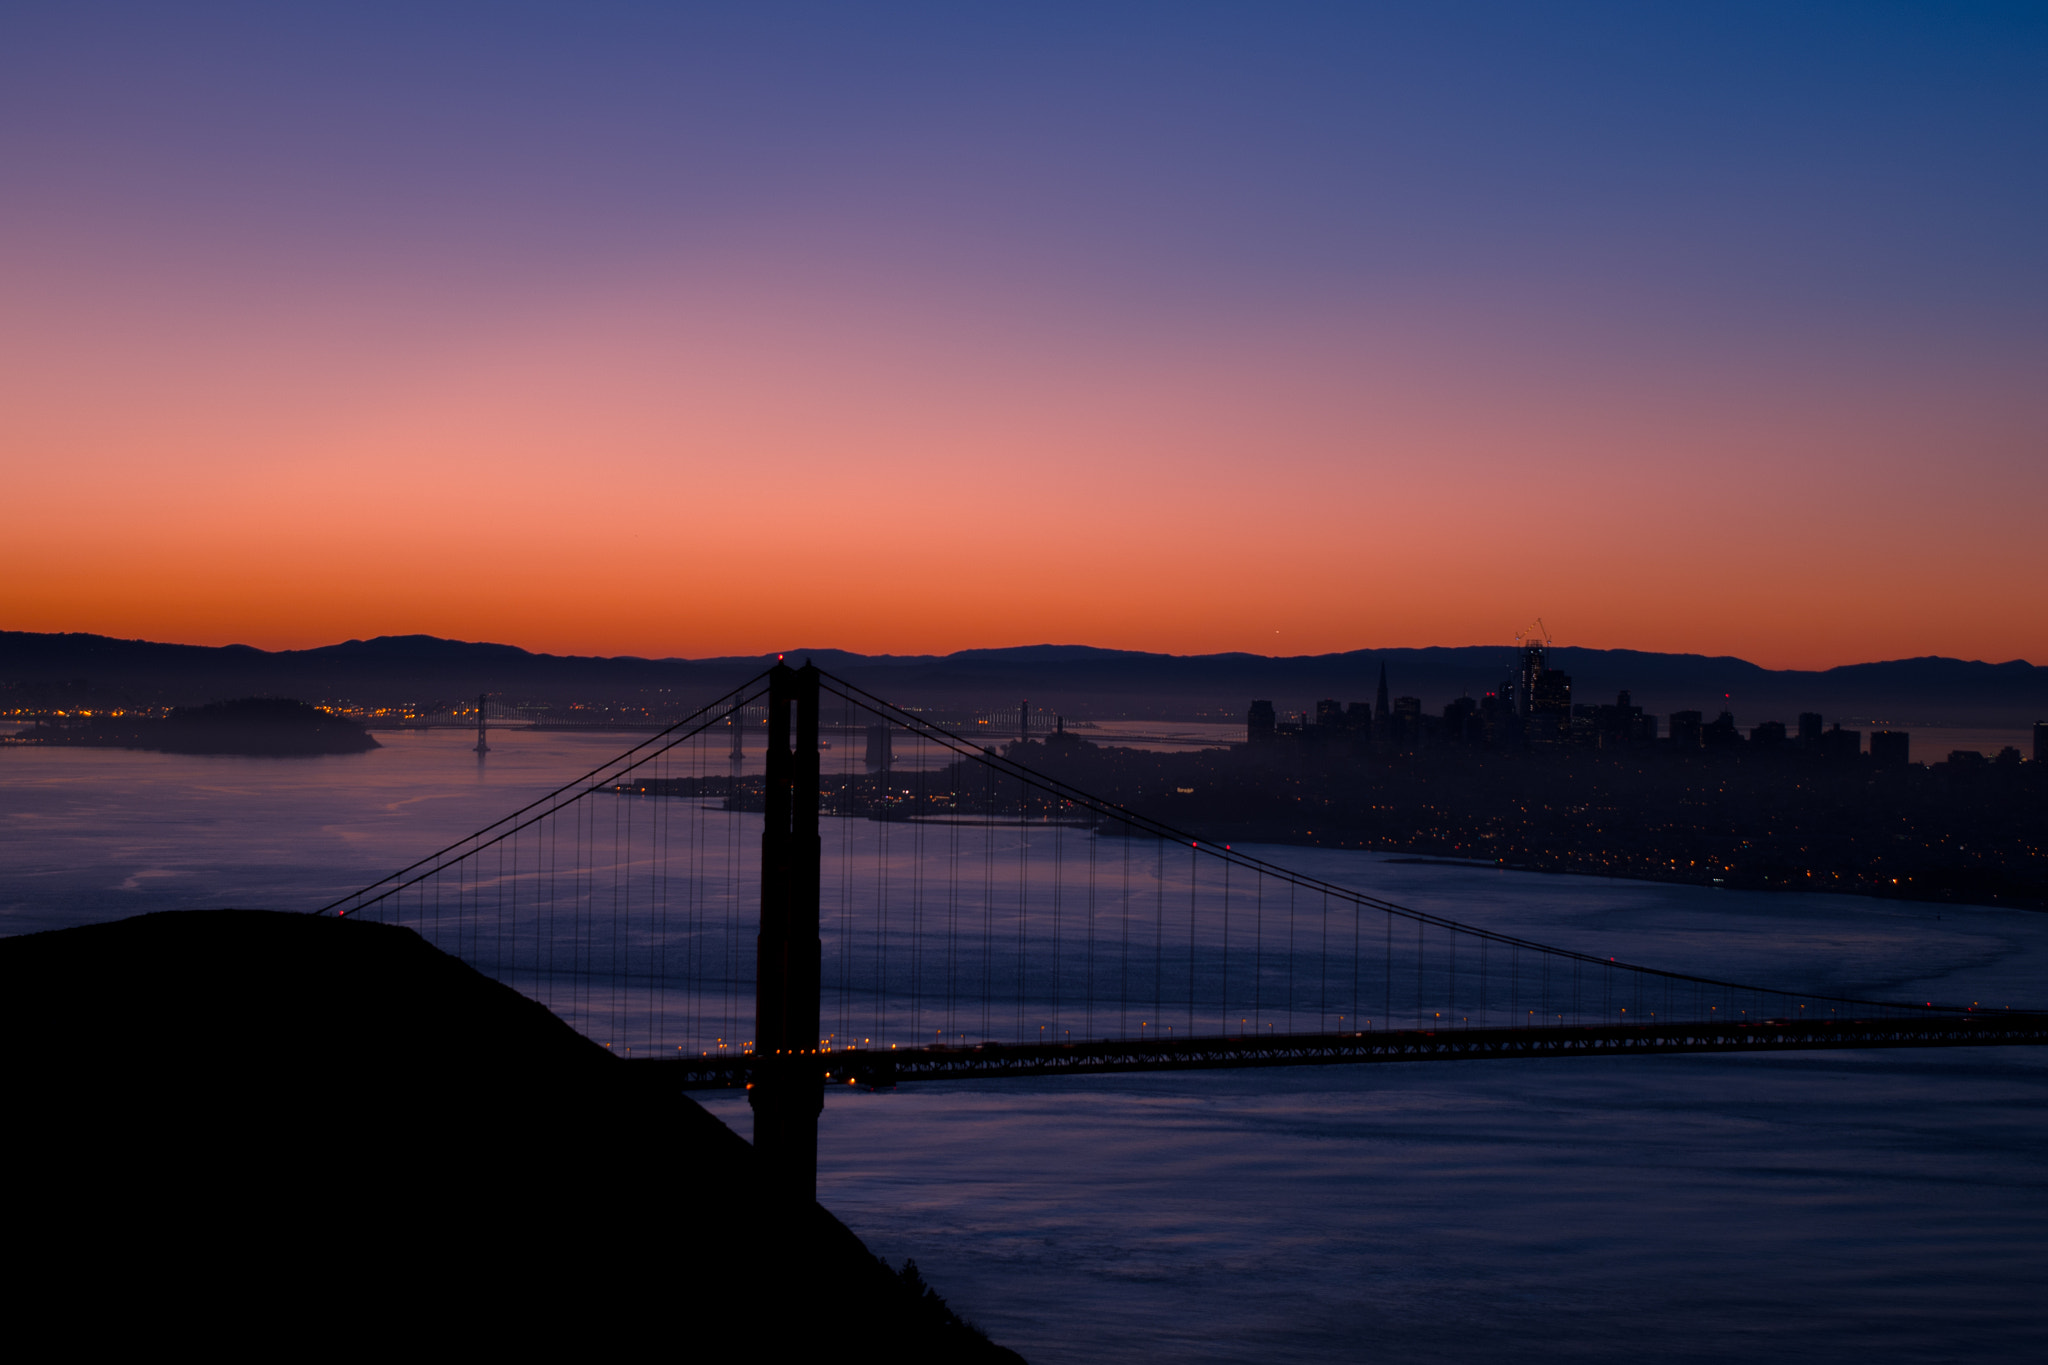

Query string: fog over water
3 731 2043 1361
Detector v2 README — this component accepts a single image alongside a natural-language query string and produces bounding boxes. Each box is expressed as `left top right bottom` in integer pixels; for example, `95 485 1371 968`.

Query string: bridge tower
751 661 823 1204
473 693 489 755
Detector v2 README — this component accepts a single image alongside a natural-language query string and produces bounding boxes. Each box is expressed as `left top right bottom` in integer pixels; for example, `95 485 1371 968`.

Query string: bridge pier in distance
750 662 824 1205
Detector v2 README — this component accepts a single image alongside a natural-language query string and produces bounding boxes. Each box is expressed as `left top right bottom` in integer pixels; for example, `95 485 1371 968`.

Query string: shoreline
1323 844 2047 913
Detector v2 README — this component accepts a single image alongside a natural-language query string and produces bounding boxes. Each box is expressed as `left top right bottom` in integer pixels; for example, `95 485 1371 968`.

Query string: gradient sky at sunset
3 3 2044 668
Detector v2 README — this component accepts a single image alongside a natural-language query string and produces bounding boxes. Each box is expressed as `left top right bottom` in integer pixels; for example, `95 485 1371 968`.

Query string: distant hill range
3 630 2044 728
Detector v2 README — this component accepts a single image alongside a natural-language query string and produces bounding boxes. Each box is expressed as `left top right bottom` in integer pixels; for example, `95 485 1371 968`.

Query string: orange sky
4 9 2045 671
5 258 2041 670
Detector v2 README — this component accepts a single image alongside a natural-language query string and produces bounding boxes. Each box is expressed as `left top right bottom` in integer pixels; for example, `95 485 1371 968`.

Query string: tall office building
1529 668 1572 742
2036 721 2047 764
1870 730 1910 767
1516 639 1548 720
1392 696 1422 745
1820 724 1863 761
1247 700 1276 745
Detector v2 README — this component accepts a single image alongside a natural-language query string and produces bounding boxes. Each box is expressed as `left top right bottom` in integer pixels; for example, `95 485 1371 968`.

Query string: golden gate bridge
317 662 2048 1202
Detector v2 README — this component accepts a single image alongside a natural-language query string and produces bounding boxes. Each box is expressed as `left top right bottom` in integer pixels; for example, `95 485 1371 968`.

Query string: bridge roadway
654 1013 2048 1090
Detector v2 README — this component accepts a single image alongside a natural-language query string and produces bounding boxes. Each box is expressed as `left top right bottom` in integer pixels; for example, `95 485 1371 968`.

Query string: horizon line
3 627 2035 675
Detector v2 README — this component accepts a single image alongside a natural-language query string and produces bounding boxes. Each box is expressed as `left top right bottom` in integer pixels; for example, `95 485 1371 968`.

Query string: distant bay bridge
360 695 1078 741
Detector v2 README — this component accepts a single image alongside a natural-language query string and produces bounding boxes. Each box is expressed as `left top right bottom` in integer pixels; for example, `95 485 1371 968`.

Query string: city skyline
4 5 2045 669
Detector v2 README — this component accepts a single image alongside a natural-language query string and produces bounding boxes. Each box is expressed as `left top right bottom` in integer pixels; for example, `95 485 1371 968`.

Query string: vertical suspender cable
912 745 926 1045
1187 846 1198 1038
1119 829 1130 1040
837 693 855 1049
947 749 962 1045
1051 814 1063 1040
1251 872 1263 1035
1319 890 1329 1032
615 762 626 1048
1383 909 1392 1030
982 756 994 1042
1287 880 1297 1035
1016 801 1029 1043
1351 893 1361 1032
1219 859 1230 1035
1153 835 1164 1036
876 766 890 1046
1085 825 1096 1041
1416 919 1425 1030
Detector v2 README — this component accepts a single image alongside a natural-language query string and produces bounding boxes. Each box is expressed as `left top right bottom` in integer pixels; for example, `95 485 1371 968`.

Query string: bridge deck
652 1014 2048 1089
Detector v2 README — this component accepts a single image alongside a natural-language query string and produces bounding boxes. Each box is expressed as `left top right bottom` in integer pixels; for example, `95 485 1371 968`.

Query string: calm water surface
4 733 2043 1362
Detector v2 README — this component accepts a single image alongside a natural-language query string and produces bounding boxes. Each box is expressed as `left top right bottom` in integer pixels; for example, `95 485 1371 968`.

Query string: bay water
3 731 2043 1362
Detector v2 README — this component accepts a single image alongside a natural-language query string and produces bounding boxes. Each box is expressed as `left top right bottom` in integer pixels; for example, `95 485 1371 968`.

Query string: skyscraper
1247 700 1276 745
864 723 893 774
1820 724 1862 761
1392 696 1422 746
1516 644 1541 718
1530 668 1572 741
1513 623 1554 722
1870 730 1910 766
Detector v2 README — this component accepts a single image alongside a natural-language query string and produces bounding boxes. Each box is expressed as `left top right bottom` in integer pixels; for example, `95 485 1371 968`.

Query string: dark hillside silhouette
1 911 1020 1359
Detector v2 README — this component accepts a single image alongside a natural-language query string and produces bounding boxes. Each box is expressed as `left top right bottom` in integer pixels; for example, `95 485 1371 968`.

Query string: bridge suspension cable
314 665 2037 1082
814 672 1948 1021
316 673 771 920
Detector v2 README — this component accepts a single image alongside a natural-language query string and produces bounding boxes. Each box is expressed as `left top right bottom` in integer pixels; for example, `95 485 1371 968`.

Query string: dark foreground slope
0 911 1020 1360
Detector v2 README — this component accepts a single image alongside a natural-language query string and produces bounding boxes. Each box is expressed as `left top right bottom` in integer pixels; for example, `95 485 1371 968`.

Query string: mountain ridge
3 630 2043 725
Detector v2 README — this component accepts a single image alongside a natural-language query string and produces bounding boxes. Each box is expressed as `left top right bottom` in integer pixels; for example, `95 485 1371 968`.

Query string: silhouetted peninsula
15 695 379 754
3 910 1020 1359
